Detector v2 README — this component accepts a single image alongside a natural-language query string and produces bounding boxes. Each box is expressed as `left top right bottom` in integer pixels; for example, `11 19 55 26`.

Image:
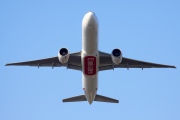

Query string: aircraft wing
5 52 82 71
99 51 176 71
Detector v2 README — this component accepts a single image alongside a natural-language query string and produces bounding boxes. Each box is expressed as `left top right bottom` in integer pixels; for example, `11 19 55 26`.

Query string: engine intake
58 48 69 63
111 49 122 64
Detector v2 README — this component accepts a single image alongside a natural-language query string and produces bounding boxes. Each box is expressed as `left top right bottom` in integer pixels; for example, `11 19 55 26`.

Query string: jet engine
58 48 69 63
111 48 122 64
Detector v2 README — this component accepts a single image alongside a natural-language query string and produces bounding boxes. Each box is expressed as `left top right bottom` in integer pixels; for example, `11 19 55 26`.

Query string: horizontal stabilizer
94 94 119 103
63 95 86 102
62 94 119 103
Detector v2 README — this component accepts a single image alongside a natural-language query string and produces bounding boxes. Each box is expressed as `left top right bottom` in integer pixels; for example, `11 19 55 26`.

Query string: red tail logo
84 56 96 75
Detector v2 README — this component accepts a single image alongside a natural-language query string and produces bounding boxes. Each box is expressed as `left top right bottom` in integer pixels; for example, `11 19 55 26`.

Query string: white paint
81 12 99 104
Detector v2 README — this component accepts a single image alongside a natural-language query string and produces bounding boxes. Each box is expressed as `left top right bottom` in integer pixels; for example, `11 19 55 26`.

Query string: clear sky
1 0 180 120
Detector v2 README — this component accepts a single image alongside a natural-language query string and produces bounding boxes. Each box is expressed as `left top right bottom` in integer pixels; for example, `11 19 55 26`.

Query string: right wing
5 52 82 71
99 51 176 71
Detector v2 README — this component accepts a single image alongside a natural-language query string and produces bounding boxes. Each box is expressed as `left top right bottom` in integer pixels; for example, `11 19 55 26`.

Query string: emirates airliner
6 12 176 104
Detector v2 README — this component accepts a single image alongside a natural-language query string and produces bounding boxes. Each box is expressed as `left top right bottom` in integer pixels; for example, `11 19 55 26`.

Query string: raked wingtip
172 66 176 69
5 63 13 66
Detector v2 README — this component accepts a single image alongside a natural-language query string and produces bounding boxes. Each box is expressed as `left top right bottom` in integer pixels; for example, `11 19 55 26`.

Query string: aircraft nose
87 12 95 17
82 12 98 27
87 12 96 20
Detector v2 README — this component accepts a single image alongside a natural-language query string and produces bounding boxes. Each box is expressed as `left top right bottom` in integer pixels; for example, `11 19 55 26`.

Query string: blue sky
1 0 180 120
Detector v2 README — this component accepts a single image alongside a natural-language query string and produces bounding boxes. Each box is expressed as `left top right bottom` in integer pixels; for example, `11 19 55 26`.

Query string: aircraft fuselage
81 12 99 104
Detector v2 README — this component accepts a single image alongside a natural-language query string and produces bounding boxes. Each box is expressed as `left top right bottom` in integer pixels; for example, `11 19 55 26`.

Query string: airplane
6 12 176 104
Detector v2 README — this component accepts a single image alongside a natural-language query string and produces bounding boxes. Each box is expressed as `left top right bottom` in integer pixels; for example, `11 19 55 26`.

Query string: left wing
5 52 82 71
99 51 176 71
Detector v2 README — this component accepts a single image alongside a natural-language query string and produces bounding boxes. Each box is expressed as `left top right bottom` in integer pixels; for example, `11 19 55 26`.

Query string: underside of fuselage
81 12 99 104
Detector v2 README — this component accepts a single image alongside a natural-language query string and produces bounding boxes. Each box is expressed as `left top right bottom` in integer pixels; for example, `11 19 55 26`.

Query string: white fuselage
81 12 99 104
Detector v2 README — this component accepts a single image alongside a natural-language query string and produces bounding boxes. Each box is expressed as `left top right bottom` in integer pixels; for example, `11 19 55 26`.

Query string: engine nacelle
111 48 122 64
58 48 69 64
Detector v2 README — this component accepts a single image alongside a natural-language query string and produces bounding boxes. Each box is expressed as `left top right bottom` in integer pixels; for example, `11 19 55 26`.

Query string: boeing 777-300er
6 12 176 104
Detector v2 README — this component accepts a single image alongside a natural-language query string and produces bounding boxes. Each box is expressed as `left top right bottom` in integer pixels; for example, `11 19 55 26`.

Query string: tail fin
63 94 119 103
94 94 119 103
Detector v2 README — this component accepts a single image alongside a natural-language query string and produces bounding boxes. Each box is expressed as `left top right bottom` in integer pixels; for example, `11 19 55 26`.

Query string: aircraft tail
94 94 119 103
63 95 86 102
63 94 119 103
